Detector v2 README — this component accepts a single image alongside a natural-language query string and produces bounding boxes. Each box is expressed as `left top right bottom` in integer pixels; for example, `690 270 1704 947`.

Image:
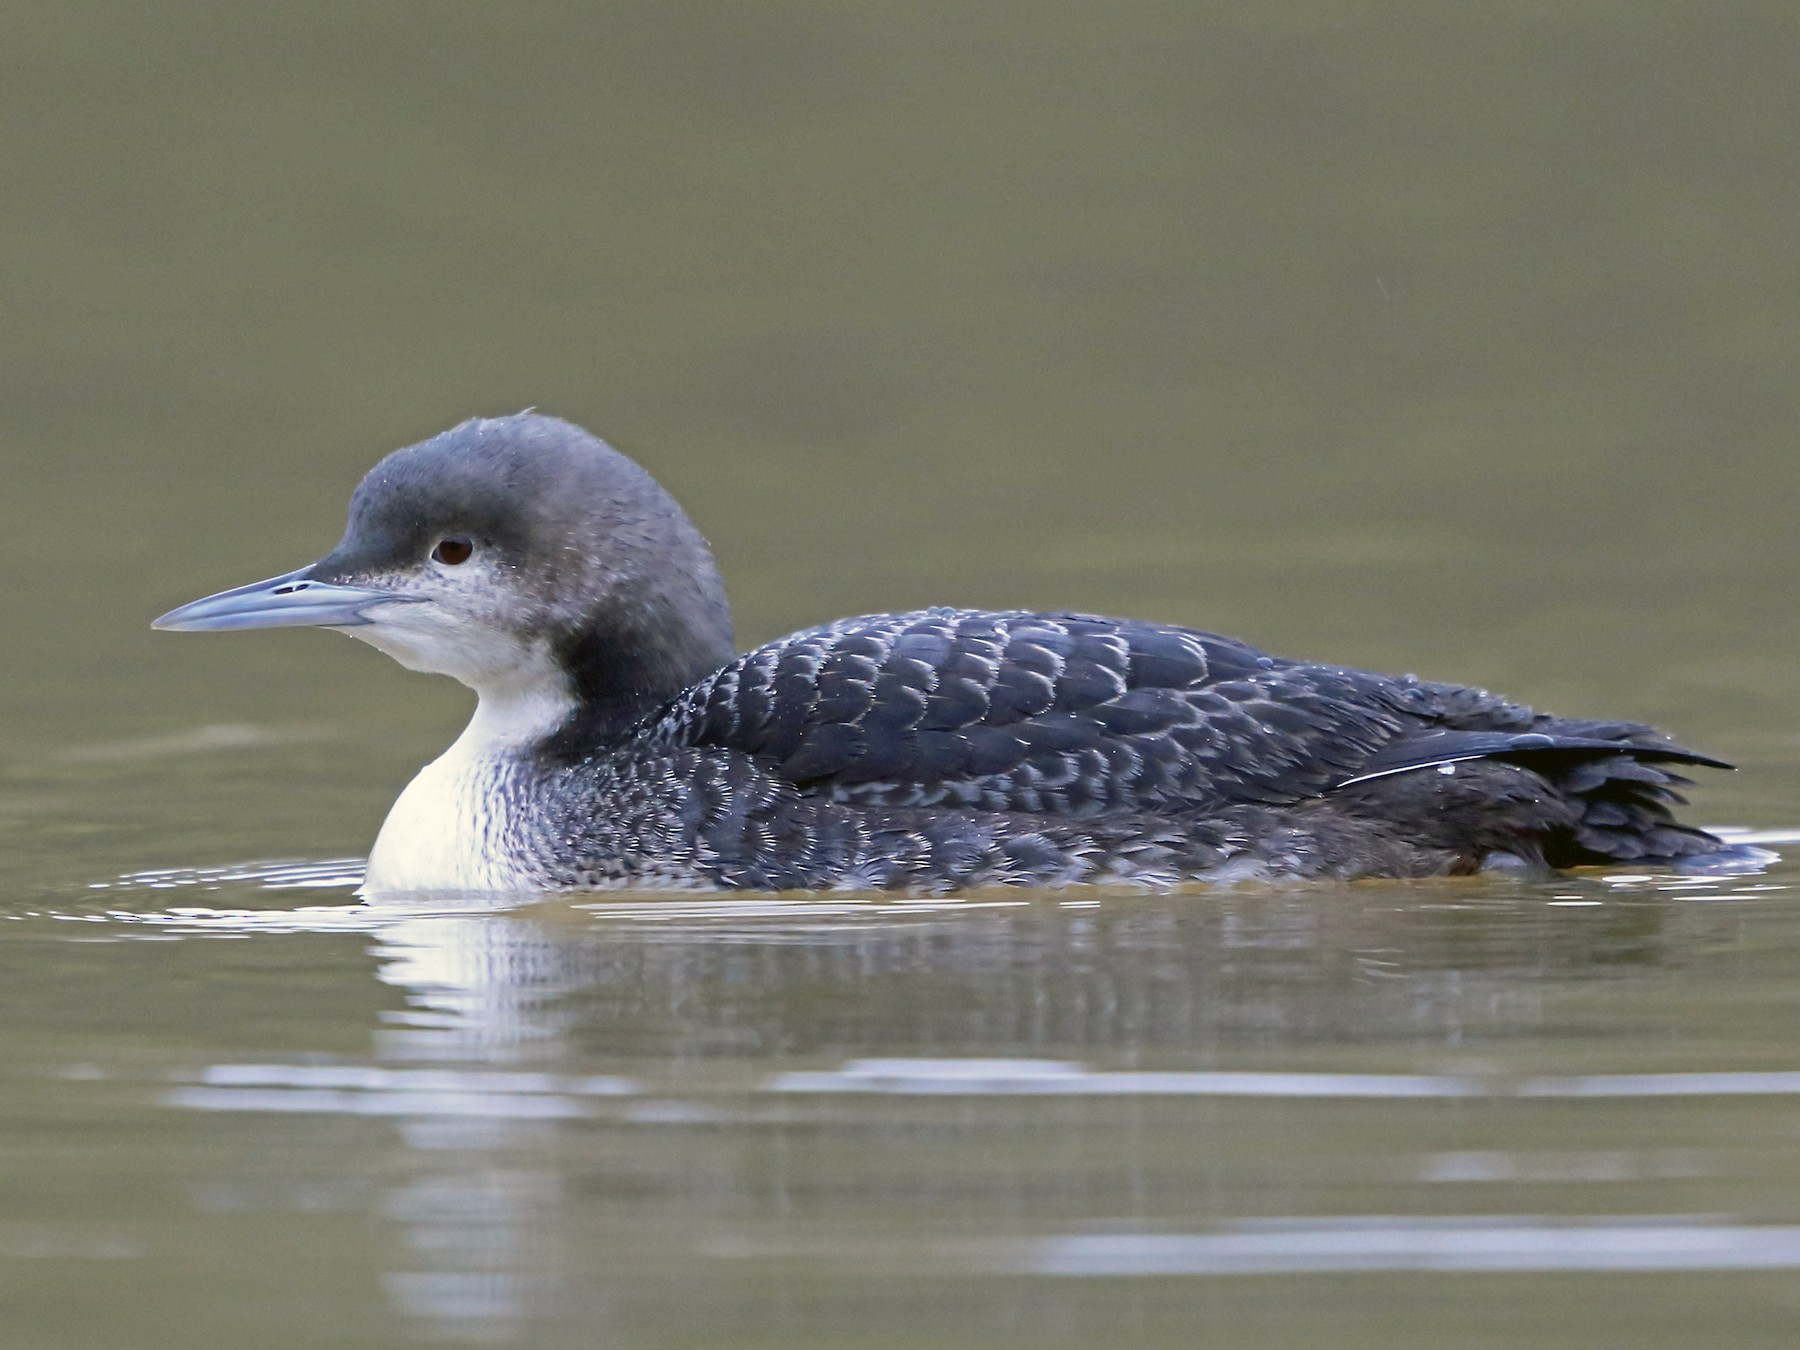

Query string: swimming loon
154 412 1745 894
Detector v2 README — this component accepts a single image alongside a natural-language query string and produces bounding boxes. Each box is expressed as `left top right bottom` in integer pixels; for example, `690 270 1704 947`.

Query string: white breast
358 673 574 895
362 742 522 893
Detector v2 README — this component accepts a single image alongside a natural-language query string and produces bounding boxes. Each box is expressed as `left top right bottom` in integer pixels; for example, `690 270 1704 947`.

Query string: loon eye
432 536 474 566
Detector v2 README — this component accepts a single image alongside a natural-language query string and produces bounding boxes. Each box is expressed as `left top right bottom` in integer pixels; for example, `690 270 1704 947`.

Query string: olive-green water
5 4 1800 1347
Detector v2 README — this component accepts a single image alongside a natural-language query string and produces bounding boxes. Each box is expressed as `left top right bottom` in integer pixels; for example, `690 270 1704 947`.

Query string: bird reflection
341 878 1733 1339
368 882 1699 1065
126 863 1777 1343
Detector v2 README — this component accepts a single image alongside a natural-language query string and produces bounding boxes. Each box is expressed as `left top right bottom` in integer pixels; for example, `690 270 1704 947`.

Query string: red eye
432 536 474 565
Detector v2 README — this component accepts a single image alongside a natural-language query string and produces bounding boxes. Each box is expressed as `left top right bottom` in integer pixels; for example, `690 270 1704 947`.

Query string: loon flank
154 413 1744 894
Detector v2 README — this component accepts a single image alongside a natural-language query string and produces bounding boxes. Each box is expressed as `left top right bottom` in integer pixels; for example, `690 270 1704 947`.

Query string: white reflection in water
1014 1217 1800 1275
165 1087 596 1119
168 1057 1800 1108
193 1063 636 1094
164 1063 637 1119
91 858 368 893
361 909 583 1342
766 1058 1800 1098
128 885 592 1343
1418 1150 1712 1183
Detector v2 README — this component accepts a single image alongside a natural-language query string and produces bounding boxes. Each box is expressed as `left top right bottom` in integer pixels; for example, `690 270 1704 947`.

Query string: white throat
360 650 575 895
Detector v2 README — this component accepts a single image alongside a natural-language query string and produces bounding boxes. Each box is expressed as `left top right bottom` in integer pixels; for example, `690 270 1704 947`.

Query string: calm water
5 4 1800 1347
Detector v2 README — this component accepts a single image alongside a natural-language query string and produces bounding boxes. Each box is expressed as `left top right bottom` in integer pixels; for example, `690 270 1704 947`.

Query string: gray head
154 414 735 739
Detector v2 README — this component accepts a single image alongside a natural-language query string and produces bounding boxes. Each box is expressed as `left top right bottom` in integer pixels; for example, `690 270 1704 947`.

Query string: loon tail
1341 725 1739 868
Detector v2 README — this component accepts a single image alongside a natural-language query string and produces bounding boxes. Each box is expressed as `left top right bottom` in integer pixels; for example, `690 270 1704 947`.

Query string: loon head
154 413 735 742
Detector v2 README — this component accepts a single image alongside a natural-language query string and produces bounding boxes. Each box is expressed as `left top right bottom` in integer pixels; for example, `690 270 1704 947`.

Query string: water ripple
1011 1217 1800 1275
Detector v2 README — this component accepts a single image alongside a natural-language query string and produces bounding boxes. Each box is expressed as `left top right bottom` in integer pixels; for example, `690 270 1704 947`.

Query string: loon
154 412 1748 894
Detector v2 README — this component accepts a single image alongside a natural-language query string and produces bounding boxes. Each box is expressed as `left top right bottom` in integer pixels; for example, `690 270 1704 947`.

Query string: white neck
455 665 576 750
360 661 575 895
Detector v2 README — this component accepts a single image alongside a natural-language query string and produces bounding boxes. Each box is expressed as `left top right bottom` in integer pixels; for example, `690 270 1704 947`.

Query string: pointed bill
152 567 419 632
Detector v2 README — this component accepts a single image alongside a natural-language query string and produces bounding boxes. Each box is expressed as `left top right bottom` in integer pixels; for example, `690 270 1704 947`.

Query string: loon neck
543 603 731 756
361 648 690 895
453 651 703 771
464 664 580 759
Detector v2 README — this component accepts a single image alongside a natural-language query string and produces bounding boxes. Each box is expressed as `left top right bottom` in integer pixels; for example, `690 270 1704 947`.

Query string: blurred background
4 5 1800 1348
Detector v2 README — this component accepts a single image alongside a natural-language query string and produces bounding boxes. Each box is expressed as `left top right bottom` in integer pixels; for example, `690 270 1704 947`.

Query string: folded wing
660 608 1599 815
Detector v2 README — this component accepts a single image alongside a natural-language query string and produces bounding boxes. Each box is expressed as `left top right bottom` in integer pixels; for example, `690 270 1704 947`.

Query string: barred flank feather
515 609 1740 890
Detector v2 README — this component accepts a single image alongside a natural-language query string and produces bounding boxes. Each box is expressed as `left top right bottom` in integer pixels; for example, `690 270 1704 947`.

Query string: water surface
8 857 1800 1347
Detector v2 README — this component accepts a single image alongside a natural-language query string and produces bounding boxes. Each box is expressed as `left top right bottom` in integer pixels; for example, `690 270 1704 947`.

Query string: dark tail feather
1541 753 1722 865
1339 727 1733 867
